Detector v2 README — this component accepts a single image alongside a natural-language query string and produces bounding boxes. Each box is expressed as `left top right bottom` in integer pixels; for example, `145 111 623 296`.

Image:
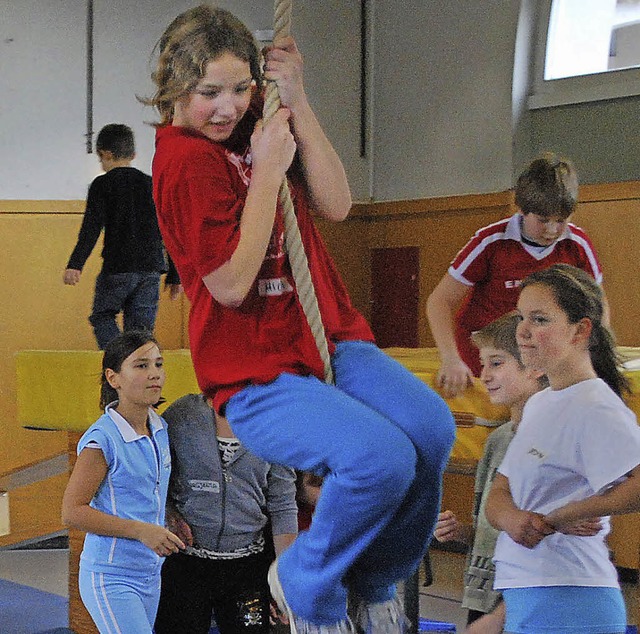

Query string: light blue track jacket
78 404 171 577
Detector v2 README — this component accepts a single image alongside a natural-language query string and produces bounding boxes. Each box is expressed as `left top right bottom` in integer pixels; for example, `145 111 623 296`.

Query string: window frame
528 0 640 109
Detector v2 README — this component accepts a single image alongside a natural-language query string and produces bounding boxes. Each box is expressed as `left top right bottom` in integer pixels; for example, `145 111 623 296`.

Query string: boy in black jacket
63 123 180 348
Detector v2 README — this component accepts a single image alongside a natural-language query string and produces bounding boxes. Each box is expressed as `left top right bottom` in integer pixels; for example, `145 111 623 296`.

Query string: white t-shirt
493 378 640 590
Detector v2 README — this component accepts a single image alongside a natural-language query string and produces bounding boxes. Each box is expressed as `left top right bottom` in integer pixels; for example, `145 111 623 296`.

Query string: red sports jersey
449 213 602 375
153 125 373 411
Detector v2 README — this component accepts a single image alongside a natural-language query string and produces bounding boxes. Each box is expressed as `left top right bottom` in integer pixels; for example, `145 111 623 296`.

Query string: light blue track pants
79 566 160 633
226 341 455 624
503 586 627 633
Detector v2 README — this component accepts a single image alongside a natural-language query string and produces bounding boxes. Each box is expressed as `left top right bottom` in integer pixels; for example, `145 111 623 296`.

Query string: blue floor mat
0 579 69 634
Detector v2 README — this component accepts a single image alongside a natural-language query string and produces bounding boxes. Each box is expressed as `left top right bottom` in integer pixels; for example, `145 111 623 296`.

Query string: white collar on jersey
105 401 163 442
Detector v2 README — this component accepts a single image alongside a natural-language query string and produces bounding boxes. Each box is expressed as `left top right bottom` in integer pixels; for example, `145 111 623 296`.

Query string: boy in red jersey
427 153 606 397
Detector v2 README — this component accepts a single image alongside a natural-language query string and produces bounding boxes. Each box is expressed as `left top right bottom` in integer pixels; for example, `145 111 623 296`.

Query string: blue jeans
225 341 455 624
89 271 160 349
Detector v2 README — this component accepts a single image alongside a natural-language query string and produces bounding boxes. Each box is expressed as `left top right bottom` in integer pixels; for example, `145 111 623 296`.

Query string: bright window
529 0 640 108
545 0 640 80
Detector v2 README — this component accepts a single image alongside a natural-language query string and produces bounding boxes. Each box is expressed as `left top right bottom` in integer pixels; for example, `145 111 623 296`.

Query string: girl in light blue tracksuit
61 331 184 633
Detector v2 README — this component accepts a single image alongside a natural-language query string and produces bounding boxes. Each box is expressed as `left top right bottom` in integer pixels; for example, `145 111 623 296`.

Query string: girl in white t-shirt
486 263 640 634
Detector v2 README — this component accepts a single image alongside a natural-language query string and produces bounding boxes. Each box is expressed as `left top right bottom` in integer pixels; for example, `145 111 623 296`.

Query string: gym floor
0 541 636 632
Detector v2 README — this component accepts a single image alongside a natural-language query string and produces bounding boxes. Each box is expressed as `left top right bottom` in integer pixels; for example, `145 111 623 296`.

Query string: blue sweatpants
79 566 161 633
225 340 455 624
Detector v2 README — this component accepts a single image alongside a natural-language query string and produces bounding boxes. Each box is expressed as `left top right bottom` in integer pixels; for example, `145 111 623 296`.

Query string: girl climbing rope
148 5 455 633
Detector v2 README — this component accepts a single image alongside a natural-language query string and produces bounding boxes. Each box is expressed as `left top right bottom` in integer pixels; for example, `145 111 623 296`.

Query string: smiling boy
434 312 546 632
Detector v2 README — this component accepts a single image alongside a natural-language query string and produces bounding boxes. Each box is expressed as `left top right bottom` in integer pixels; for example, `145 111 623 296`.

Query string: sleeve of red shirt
449 230 490 286
174 150 243 279
570 225 603 284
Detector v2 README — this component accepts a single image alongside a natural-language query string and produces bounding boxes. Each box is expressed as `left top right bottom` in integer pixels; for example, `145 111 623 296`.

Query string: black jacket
67 167 177 280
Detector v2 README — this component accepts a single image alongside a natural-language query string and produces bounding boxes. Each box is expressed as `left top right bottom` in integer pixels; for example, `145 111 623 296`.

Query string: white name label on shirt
258 277 293 297
504 279 522 289
188 480 220 493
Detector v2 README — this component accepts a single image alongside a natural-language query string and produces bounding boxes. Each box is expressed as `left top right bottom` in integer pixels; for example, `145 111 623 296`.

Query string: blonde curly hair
145 5 263 125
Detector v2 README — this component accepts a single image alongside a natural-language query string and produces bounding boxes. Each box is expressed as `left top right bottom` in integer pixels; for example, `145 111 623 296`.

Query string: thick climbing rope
262 0 334 384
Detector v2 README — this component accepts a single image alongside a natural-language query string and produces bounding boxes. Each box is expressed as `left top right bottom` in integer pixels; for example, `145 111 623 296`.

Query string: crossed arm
485 473 610 549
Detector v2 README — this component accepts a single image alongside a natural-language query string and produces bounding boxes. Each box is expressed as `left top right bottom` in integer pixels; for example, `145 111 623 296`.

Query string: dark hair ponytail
589 322 630 398
521 264 630 398
100 330 160 409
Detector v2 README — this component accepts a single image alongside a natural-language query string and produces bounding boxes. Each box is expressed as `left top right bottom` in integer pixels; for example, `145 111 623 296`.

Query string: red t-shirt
153 123 373 411
449 213 603 376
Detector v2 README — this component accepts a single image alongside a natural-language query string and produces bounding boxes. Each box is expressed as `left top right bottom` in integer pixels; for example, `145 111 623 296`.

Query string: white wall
1 0 87 199
371 1 521 200
292 2 370 201
1 0 524 203
0 0 368 200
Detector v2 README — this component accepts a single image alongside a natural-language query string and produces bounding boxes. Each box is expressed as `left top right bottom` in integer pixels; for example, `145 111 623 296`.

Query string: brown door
371 246 420 348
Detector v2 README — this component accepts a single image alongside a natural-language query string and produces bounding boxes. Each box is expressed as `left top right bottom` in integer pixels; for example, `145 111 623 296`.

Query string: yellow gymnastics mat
15 347 640 463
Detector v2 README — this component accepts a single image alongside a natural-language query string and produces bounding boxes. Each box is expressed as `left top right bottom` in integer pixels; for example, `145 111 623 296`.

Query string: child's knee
434 402 456 454
366 435 417 501
336 425 415 496
415 397 456 462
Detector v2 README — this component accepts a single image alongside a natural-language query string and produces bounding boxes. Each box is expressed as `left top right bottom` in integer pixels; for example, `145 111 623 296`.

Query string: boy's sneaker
268 559 355 634
354 595 408 634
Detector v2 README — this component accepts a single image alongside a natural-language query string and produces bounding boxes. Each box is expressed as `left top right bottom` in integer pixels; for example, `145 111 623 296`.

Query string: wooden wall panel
441 472 474 526
0 204 187 547
0 473 68 548
569 184 640 346
320 193 514 346
316 215 372 322
319 183 640 349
